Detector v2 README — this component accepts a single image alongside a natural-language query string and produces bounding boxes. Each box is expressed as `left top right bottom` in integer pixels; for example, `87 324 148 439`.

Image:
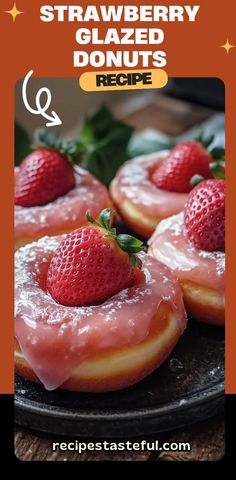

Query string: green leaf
75 106 133 186
85 210 100 227
33 129 82 164
15 122 31 165
194 130 215 149
116 234 143 254
80 105 114 142
210 147 225 161
85 208 143 269
98 208 113 230
209 162 225 179
128 254 142 269
190 174 205 187
201 135 215 149
128 131 174 158
34 128 59 150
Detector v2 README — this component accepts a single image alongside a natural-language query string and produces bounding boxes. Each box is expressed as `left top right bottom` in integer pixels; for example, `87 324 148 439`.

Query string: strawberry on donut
148 179 225 326
15 133 111 249
110 138 224 238
15 209 187 392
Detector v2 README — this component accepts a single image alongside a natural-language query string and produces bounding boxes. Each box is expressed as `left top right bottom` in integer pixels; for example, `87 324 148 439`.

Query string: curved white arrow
22 70 62 127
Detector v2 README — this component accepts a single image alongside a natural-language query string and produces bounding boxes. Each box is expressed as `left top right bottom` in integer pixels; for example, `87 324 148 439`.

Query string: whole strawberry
15 148 75 207
185 179 225 251
47 209 144 307
151 141 213 193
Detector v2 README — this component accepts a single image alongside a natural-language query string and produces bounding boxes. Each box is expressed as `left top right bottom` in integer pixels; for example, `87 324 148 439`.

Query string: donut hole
34 257 51 293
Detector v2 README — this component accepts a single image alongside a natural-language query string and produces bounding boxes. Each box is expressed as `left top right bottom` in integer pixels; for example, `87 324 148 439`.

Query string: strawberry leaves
116 234 143 254
86 209 143 269
33 106 133 186
187 135 225 187
98 208 114 231
116 235 143 268
33 129 80 164
190 174 205 187
75 106 133 186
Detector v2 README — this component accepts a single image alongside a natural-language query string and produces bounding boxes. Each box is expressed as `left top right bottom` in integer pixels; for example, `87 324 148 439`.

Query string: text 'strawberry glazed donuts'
110 139 219 237
15 209 187 392
15 137 111 249
148 179 225 326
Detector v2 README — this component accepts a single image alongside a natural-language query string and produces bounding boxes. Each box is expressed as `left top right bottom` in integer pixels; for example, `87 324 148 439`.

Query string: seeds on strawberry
46 209 144 307
151 141 213 193
15 148 75 207
185 179 225 252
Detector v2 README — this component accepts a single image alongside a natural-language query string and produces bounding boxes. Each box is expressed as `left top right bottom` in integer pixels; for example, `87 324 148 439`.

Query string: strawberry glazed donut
15 166 111 249
110 151 188 237
148 213 225 326
15 237 187 392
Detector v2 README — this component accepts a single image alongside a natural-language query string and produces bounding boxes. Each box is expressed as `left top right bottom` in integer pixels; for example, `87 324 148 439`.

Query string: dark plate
15 319 224 438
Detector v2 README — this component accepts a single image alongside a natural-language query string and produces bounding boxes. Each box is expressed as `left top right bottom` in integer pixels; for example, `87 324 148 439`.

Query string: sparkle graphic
220 39 235 54
5 2 24 22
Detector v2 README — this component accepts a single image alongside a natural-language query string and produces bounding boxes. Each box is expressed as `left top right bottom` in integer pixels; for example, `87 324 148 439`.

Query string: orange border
0 0 235 393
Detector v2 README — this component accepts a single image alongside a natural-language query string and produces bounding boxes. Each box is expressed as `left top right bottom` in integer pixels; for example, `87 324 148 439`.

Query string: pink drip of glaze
15 166 110 243
112 151 188 217
148 212 225 293
15 236 186 390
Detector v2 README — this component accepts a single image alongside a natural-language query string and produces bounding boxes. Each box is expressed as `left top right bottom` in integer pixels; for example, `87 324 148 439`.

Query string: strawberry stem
86 209 143 269
33 129 81 164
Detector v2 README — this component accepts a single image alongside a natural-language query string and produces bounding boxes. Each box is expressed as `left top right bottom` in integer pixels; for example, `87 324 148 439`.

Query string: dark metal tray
15 319 224 438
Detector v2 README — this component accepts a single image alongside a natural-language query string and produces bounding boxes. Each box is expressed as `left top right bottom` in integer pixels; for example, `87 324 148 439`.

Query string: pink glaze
111 151 188 218
148 212 225 294
15 236 186 390
15 166 110 243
